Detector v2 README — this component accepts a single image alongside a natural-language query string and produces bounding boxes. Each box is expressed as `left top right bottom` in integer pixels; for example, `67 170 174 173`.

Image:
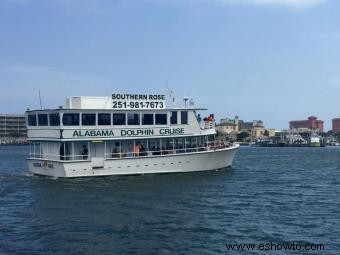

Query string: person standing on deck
81 145 89 160
134 142 141 157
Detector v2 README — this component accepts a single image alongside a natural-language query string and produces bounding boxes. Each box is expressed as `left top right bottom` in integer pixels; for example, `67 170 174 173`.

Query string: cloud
219 0 327 8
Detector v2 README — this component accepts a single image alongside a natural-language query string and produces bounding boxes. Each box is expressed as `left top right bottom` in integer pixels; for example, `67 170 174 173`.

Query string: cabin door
91 142 104 168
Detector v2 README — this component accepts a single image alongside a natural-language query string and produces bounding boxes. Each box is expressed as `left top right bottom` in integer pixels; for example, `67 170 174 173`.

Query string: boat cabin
26 95 220 166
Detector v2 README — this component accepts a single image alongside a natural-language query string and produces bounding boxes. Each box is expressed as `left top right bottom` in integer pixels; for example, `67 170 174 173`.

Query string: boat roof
26 95 208 113
26 107 208 113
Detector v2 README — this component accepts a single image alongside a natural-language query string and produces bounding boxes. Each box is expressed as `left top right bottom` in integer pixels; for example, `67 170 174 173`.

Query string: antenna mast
166 82 175 105
39 89 42 110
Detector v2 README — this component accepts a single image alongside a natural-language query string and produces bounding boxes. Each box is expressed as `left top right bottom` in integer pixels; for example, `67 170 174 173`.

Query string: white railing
28 153 90 162
200 121 215 130
28 141 235 162
105 141 233 160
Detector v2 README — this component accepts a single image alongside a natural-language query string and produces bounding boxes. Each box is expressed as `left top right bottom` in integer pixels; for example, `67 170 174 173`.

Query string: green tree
264 130 269 137
237 131 250 142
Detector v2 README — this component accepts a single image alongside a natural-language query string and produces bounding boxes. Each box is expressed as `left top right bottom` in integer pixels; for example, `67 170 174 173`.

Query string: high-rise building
332 118 340 134
0 114 27 144
289 116 324 132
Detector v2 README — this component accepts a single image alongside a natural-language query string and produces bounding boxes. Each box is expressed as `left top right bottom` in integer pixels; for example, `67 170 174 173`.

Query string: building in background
216 116 239 141
216 116 239 134
238 120 253 131
0 114 27 144
289 116 324 132
217 116 273 141
332 118 340 134
248 120 265 139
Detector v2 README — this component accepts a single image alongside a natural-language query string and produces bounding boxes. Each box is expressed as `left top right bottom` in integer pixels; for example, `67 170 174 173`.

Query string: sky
0 0 339 130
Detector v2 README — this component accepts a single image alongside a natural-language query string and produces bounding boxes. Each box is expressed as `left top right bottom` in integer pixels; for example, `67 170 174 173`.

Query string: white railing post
133 140 136 157
88 141 90 160
63 143 66 160
146 139 149 156
160 139 162 155
196 137 198 152
104 141 107 159
72 142 74 160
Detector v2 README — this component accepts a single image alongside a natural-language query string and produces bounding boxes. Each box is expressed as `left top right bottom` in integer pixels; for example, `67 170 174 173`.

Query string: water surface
0 146 339 254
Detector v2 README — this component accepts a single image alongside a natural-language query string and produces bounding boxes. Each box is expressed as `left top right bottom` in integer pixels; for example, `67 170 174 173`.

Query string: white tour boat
309 132 321 147
26 93 239 178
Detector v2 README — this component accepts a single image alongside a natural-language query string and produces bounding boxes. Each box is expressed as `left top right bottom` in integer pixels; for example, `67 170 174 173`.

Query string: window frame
28 114 37 126
49 113 60 126
155 113 167 125
142 113 154 125
38 114 48 126
181 111 188 125
112 113 126 126
170 111 178 125
62 113 80 126
127 113 140 125
81 113 96 126
98 113 111 126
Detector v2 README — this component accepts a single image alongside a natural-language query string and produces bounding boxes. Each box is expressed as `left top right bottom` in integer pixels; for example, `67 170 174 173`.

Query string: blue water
0 145 339 255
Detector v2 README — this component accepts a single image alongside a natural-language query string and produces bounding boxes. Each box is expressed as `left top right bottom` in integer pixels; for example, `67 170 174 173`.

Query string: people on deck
140 144 146 156
81 144 89 160
134 142 141 157
112 147 120 158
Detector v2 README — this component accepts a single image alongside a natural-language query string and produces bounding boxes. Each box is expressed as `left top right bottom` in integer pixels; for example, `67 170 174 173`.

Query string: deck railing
28 141 234 162
104 141 232 160
28 153 90 162
200 121 215 130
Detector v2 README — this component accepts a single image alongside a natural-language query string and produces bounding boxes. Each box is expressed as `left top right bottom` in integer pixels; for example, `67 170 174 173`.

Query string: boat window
28 114 37 126
149 139 161 155
59 142 71 160
49 113 60 126
175 138 185 153
113 113 126 125
128 113 140 125
98 113 111 125
62 113 80 126
186 137 197 150
155 113 167 125
142 114 154 125
82 113 96 126
170 111 177 125
38 114 48 126
181 111 188 124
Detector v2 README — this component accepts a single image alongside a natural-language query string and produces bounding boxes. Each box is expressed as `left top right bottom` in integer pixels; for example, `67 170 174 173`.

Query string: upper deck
26 95 216 141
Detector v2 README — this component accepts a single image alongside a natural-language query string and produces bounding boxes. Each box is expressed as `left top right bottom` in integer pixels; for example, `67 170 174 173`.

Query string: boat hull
28 145 239 178
309 142 321 147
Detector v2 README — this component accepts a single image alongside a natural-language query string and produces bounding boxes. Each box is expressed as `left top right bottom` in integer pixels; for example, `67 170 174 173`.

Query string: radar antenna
183 97 189 108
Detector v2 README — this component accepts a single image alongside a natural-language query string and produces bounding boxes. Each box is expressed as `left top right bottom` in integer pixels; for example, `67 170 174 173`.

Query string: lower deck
28 135 223 163
27 144 239 177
